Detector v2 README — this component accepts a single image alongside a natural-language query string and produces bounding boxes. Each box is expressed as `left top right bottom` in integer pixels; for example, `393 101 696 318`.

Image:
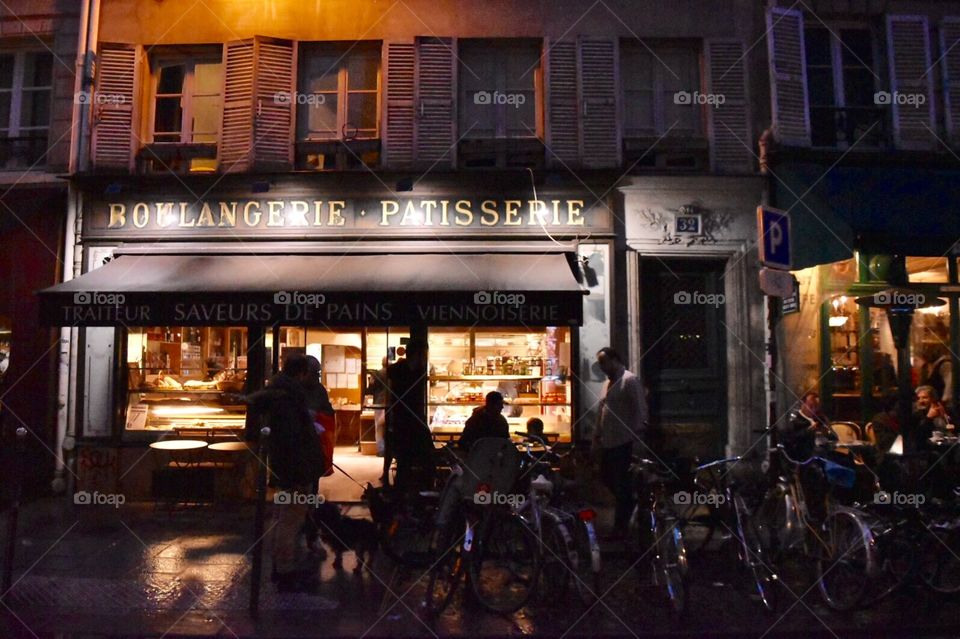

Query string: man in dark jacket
246 354 325 592
459 391 510 453
386 338 434 491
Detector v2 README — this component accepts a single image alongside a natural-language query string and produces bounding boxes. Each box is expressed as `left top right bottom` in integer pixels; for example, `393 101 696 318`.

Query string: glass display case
427 327 573 441
124 326 248 431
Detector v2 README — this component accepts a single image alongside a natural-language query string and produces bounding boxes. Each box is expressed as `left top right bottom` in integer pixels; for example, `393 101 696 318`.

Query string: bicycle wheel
424 522 466 618
380 496 437 567
733 495 779 612
920 527 960 593
817 509 875 611
570 514 602 607
468 509 543 613
537 511 573 604
655 516 687 614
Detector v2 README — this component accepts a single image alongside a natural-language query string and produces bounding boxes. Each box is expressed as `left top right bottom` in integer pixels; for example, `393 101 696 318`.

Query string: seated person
525 417 546 442
458 391 510 453
869 394 900 453
909 385 956 451
779 391 835 461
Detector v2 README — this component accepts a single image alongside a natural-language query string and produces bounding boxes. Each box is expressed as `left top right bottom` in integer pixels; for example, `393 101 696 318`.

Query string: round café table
149 439 207 467
208 441 252 499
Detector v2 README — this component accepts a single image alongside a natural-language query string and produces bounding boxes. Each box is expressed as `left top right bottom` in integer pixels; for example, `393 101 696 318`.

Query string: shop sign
781 285 800 315
84 196 612 238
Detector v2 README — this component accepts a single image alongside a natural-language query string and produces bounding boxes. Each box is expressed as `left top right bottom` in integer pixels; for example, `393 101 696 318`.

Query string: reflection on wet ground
2 498 960 638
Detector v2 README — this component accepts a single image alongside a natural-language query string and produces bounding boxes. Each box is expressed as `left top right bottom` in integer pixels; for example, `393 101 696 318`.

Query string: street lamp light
855 287 946 452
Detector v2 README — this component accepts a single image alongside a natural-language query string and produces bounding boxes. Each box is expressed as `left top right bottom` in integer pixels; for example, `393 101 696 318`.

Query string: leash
332 462 369 490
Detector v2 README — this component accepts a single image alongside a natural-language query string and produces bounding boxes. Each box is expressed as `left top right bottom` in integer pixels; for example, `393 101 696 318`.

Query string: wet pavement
2 498 960 638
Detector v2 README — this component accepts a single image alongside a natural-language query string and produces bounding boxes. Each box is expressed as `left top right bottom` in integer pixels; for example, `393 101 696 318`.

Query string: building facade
32 0 782 500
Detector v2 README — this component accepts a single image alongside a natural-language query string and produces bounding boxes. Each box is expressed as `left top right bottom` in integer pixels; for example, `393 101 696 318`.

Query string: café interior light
152 405 224 416
828 316 849 327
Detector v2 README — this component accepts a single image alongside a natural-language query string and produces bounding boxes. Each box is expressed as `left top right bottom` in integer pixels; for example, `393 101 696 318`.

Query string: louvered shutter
91 44 142 171
766 7 810 146
545 39 579 168
415 37 456 169
579 38 619 168
382 41 416 168
253 38 296 170
886 15 936 149
941 18 960 143
219 39 255 172
705 39 753 174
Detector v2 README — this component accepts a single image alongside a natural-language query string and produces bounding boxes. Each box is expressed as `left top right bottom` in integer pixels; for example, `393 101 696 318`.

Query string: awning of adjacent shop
38 253 586 327
773 164 960 269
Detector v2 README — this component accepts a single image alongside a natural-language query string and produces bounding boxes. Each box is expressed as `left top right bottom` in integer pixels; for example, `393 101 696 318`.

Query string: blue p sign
757 206 792 270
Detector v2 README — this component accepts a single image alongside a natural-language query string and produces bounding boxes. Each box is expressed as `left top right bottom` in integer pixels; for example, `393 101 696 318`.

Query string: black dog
308 501 379 572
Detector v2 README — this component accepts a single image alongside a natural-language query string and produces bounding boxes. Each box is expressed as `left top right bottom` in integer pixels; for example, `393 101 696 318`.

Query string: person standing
592 347 647 540
370 357 389 459
304 355 335 477
246 354 326 592
386 338 434 491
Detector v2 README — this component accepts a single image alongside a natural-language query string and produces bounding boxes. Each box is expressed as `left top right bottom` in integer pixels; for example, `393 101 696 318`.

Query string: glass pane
660 50 698 93
347 92 377 135
805 28 833 67
191 94 220 142
306 93 338 137
808 68 835 106
622 50 654 88
154 96 182 135
911 307 952 403
23 52 53 87
0 93 11 129
346 52 378 91
908 257 949 283
664 97 699 134
193 62 223 96
844 68 874 107
157 64 186 95
459 47 494 92
841 29 873 67
505 89 536 137
624 90 655 135
0 55 14 88
19 89 50 128
303 53 340 92
460 94 496 138
504 45 539 90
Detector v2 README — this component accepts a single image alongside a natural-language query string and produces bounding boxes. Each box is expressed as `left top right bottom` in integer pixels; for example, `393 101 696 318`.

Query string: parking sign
757 206 792 270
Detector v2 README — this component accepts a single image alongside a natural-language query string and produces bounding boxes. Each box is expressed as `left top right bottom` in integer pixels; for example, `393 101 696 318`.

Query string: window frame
146 51 223 146
620 42 705 140
297 43 382 143
0 48 54 166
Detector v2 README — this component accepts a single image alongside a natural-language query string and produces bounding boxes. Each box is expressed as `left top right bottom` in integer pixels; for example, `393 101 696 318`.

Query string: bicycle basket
459 437 523 503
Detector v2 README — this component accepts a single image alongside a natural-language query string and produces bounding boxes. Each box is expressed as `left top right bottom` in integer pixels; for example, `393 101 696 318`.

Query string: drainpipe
53 0 100 494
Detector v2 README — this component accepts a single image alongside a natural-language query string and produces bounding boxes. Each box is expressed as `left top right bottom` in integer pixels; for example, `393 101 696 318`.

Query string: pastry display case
124 326 249 432
427 327 573 442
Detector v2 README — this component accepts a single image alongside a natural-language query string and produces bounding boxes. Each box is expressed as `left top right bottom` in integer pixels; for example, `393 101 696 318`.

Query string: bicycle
694 456 779 612
630 457 689 614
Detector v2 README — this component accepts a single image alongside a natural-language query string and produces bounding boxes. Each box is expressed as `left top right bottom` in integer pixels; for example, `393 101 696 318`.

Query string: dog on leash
307 501 379 572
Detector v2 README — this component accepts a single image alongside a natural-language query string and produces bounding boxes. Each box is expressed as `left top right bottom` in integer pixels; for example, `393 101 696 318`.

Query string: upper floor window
150 55 223 146
296 43 380 170
804 27 882 148
622 44 702 139
0 50 53 169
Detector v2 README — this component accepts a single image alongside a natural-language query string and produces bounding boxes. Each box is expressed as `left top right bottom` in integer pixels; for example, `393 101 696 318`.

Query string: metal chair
831 421 862 443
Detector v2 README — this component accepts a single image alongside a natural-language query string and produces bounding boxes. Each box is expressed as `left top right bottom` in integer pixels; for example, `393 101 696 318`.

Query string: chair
863 422 878 446
831 421 862 443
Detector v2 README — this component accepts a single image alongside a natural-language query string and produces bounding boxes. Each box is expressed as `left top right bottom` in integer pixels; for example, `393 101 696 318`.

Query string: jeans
272 483 314 574
600 442 634 531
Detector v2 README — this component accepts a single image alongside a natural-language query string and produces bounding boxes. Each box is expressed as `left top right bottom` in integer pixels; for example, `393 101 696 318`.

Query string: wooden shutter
253 38 296 170
578 37 619 168
705 39 753 174
886 15 936 149
942 18 960 143
545 39 579 168
91 44 142 171
766 7 810 146
219 39 255 172
382 41 416 168
415 37 456 169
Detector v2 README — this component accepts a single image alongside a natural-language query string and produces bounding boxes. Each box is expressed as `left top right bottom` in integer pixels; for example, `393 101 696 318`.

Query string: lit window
621 45 701 138
0 50 53 169
149 56 223 145
459 40 539 140
298 45 380 141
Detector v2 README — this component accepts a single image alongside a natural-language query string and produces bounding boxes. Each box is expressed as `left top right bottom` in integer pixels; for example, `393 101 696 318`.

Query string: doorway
640 258 728 458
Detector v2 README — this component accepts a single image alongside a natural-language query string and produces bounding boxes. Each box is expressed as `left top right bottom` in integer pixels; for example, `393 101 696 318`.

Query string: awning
39 253 586 327
773 163 960 269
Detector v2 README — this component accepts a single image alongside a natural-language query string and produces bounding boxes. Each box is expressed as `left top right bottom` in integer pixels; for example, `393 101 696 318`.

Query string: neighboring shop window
907 257 949 283
458 39 542 168
296 43 380 170
124 327 247 431
427 327 572 442
621 43 702 139
912 305 952 403
0 50 53 169
146 50 223 172
803 26 881 148
828 295 862 393
276 328 368 410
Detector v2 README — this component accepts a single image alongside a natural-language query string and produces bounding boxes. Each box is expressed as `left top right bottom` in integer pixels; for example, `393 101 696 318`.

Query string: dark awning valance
773 163 960 269
39 253 586 327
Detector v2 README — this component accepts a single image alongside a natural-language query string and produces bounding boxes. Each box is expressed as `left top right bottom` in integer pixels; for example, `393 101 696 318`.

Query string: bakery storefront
40 176 612 501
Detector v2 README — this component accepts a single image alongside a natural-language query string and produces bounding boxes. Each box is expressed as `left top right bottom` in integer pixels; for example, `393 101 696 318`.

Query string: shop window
427 327 572 442
828 295 863 393
907 257 949 283
142 50 223 173
458 40 543 169
124 327 247 432
620 43 706 170
0 50 52 170
912 305 952 403
296 43 381 171
804 26 884 148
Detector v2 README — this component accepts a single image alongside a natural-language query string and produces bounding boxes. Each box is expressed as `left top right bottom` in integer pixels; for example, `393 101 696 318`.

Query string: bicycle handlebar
695 456 743 472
